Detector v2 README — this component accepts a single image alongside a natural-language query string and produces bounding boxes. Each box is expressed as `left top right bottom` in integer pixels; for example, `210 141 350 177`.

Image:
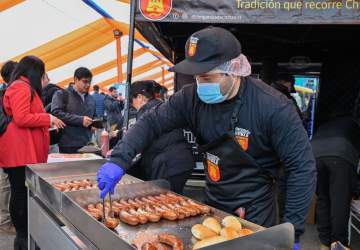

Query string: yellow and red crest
188 37 199 57
235 127 251 151
206 153 221 182
236 136 249 151
139 0 172 21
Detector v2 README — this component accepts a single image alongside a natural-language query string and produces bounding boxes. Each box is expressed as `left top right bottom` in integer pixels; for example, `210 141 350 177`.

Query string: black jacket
311 117 360 166
42 83 62 113
111 76 316 238
51 86 96 148
136 98 195 178
104 95 124 129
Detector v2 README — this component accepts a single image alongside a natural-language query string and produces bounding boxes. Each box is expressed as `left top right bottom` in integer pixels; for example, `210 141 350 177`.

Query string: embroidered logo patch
206 152 221 182
235 127 251 151
188 37 199 57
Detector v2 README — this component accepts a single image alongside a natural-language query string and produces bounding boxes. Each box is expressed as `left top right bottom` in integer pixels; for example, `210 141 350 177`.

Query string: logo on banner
206 152 221 182
235 127 251 151
139 0 172 21
188 37 199 57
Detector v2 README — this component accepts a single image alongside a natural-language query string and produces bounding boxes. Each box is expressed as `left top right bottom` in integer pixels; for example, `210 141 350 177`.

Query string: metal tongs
101 193 114 223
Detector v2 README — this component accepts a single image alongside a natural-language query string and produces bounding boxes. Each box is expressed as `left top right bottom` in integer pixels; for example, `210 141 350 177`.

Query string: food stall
26 159 294 249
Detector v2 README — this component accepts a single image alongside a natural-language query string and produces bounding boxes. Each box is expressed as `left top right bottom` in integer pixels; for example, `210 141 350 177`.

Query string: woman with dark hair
0 55 65 249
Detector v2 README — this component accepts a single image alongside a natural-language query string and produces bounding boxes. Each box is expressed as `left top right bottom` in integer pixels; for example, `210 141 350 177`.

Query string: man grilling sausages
97 27 316 248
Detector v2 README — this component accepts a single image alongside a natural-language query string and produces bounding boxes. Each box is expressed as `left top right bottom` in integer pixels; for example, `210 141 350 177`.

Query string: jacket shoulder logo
188 37 199 57
235 127 251 151
139 0 172 21
205 152 221 182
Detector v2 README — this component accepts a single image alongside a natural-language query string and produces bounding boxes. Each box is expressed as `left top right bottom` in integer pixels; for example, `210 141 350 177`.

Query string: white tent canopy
0 0 174 93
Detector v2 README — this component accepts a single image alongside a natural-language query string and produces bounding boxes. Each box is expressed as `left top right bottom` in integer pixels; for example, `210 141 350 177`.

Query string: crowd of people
0 27 359 250
0 55 195 250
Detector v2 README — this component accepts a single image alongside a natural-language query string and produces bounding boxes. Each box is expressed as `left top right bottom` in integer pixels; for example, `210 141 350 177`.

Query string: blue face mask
196 83 226 104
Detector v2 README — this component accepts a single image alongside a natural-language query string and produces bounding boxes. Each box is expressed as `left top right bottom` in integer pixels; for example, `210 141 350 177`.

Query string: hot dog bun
191 224 218 240
221 216 242 232
192 236 227 250
220 227 238 240
202 217 221 234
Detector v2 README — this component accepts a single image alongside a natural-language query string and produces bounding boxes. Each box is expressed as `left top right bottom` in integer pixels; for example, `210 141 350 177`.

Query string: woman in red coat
0 56 64 250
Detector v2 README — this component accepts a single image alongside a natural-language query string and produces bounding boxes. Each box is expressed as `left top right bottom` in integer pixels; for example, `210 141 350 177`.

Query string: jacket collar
19 76 30 83
69 84 88 97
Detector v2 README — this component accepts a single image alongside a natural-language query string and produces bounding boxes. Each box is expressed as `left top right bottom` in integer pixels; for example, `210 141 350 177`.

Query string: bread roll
222 216 242 232
220 227 238 240
192 236 227 249
202 217 221 234
238 228 254 237
191 224 218 240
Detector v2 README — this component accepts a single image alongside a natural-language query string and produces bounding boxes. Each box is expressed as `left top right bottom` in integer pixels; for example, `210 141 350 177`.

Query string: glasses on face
195 73 227 84
80 78 92 85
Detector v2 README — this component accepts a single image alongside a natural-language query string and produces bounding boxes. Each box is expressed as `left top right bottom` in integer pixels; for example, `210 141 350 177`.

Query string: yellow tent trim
117 0 130 4
98 60 165 87
138 70 170 82
9 19 148 71
0 0 24 12
57 47 148 87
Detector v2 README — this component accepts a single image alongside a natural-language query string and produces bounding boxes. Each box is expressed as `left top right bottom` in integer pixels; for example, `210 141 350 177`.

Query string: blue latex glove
293 243 300 250
97 162 124 199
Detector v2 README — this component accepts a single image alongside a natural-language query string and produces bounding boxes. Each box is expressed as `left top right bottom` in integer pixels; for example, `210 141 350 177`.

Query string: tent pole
114 29 123 83
161 66 165 85
122 0 136 133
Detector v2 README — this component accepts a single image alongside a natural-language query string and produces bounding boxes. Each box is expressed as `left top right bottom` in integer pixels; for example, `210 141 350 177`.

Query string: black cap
169 27 241 75
130 80 155 97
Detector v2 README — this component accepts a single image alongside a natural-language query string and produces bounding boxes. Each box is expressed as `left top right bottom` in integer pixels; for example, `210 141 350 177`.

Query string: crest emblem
188 37 199 57
235 127 251 151
139 0 172 21
205 153 221 182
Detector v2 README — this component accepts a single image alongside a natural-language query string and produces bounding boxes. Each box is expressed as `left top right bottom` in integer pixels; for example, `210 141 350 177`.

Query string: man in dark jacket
97 27 316 247
104 86 124 130
51 67 96 153
129 80 195 194
92 85 105 119
42 74 63 113
312 117 360 248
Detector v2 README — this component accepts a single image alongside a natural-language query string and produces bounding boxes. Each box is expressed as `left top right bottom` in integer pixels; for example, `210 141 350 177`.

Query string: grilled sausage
137 207 161 223
129 208 148 224
158 233 183 250
119 210 139 226
141 242 157 250
105 217 119 229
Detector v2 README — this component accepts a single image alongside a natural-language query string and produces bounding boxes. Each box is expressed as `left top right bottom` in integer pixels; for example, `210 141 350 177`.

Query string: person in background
41 73 62 113
0 56 64 249
0 61 17 90
104 86 124 131
128 80 195 193
311 116 360 249
271 73 302 119
92 85 105 119
0 60 18 236
152 81 169 101
51 67 96 154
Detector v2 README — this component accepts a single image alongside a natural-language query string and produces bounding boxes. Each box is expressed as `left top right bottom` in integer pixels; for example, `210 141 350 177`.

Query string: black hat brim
169 59 221 75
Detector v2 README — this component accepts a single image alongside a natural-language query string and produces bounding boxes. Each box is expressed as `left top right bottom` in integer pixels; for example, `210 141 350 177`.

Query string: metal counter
26 160 294 250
